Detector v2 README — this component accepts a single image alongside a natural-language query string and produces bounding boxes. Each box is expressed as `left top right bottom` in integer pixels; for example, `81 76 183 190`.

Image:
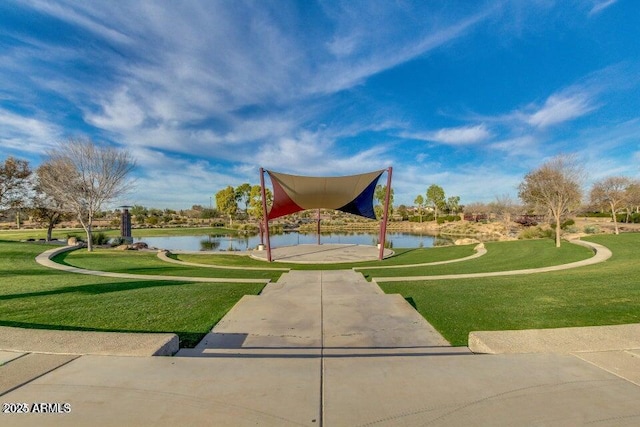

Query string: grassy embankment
0 240 264 347
378 234 640 345
2 234 638 348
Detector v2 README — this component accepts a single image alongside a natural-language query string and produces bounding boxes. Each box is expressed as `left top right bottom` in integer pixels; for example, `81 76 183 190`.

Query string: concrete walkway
2 269 640 426
250 243 394 263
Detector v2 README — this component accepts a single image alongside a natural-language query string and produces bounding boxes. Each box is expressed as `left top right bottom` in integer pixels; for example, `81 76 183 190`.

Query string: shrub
110 236 127 246
518 226 554 240
92 232 110 245
617 213 640 224
584 225 600 234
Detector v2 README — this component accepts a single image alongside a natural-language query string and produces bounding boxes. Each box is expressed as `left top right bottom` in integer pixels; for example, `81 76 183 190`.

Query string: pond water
135 231 450 252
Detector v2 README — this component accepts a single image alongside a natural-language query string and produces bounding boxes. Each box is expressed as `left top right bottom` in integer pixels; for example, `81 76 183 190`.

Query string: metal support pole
378 167 393 260
259 168 272 262
317 208 321 245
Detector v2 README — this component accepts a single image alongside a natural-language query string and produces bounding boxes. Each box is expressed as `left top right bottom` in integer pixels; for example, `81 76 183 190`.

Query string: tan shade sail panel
266 169 385 220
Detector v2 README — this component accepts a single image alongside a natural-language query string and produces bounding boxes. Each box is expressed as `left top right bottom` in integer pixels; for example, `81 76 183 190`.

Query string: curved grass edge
371 239 610 282
158 250 291 271
35 245 271 284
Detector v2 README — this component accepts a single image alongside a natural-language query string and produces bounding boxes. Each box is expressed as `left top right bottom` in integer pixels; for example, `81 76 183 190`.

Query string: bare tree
490 194 520 227
38 138 135 251
518 155 583 247
624 180 640 221
0 156 32 210
589 176 632 235
32 163 70 241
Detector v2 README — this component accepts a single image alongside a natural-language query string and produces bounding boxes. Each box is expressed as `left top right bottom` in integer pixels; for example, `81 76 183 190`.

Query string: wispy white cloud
2 0 638 210
252 130 391 176
0 108 61 156
489 135 541 159
525 91 596 128
22 0 133 45
589 0 618 16
402 124 493 146
312 7 494 95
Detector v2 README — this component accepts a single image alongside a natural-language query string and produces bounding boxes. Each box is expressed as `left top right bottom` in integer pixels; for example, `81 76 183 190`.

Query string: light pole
209 196 213 227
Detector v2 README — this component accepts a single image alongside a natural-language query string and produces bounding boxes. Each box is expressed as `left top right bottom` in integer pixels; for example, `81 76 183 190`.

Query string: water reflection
135 231 448 252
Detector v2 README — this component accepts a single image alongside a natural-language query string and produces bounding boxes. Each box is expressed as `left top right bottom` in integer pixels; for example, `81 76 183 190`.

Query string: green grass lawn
0 240 264 347
378 234 640 346
2 234 638 349
0 226 238 241
175 244 477 270
358 239 593 277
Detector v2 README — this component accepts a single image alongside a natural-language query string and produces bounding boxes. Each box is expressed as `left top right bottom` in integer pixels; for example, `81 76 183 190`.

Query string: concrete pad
323 353 640 426
468 323 640 354
0 351 25 366
323 294 450 348
316 269 384 296
0 353 78 396
1 355 321 427
0 326 179 356
196 295 322 348
251 244 393 263
574 350 640 386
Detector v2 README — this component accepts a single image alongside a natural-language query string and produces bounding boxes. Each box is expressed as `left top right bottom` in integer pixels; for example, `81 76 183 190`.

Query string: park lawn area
378 234 640 346
55 248 283 282
175 244 477 271
0 226 239 242
358 239 593 277
0 240 264 347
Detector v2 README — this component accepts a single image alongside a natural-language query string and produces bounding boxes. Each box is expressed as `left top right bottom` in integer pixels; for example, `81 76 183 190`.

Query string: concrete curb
0 326 179 356
35 245 271 284
372 239 611 282
354 243 487 271
157 250 290 271
468 323 640 354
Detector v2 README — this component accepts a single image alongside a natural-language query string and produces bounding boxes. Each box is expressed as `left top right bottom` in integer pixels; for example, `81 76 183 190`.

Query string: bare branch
38 137 135 251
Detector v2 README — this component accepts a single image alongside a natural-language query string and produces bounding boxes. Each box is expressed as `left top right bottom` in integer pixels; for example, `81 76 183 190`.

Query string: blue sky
1 0 639 209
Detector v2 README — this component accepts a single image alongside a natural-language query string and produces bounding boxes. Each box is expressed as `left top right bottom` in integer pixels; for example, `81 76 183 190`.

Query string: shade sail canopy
266 170 385 220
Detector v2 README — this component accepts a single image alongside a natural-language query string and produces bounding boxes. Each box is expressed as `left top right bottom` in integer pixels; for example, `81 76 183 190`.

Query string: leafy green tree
248 185 272 220
235 183 252 213
446 196 460 214
426 184 446 220
397 204 409 220
215 185 238 225
374 185 394 219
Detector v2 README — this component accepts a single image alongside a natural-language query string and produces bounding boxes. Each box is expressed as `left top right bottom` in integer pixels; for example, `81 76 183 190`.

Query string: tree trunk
555 214 561 248
85 223 93 252
47 222 54 242
610 202 619 235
